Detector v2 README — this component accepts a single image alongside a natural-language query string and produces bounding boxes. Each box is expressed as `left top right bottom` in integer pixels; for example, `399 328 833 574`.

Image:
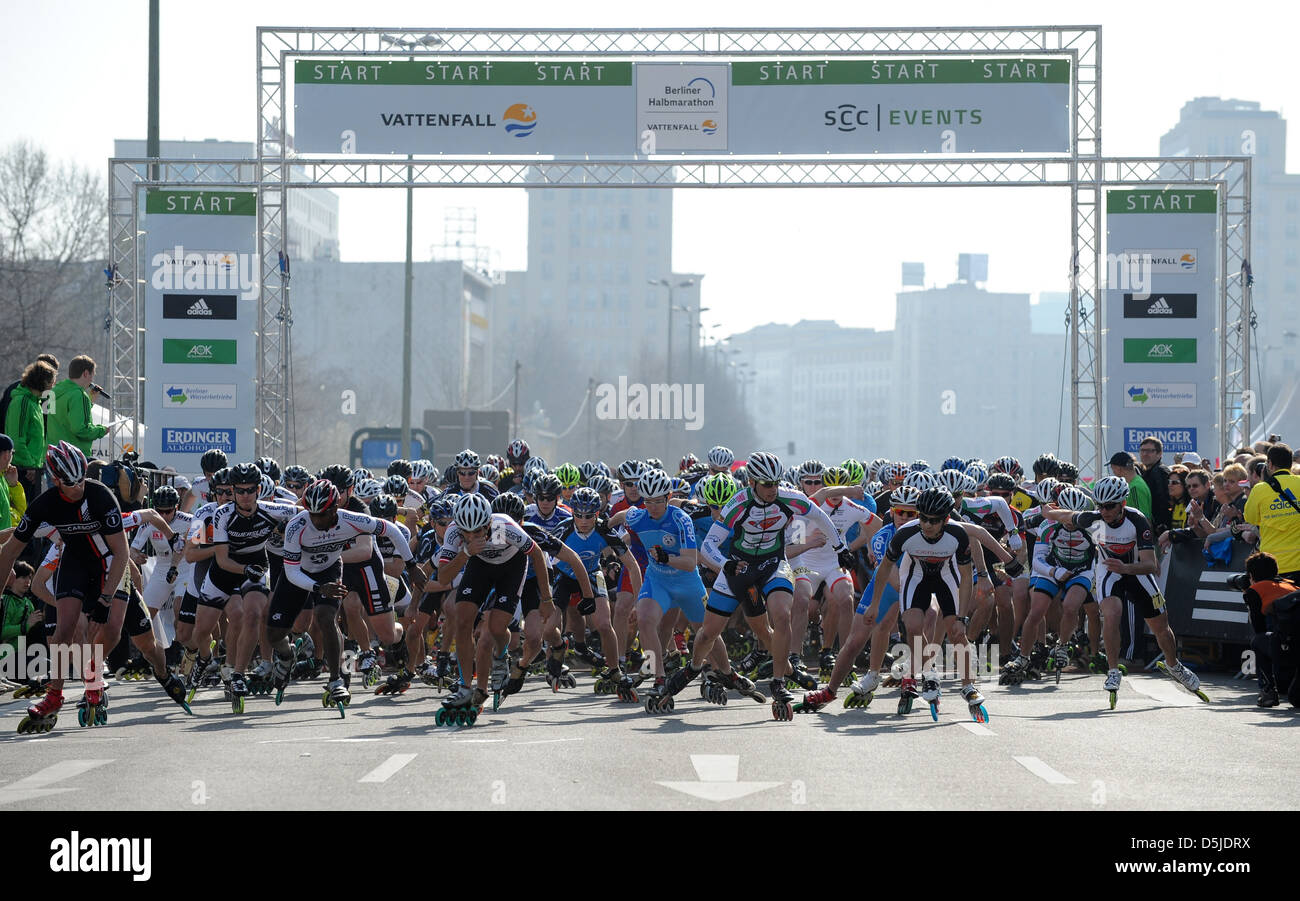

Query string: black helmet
986 473 1017 493
1055 461 1079 484
387 459 413 480
1032 454 1060 478
200 448 228 475
916 486 955 519
318 464 355 490
228 462 262 486
384 474 409 498
368 495 398 520
255 456 281 482
152 485 180 509
209 467 232 488
533 473 562 500
282 465 311 485
491 492 526 521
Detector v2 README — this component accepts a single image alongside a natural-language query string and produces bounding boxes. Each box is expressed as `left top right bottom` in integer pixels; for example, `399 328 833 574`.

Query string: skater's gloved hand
243 564 266 583
171 534 188 555
577 595 596 615
723 559 739 583
165 566 178 584
837 548 858 571
650 545 670 565
316 580 347 601
1003 559 1024 579
97 592 113 609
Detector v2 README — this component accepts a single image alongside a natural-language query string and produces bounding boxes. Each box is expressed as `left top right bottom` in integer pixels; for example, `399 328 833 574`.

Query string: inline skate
961 684 989 723
322 677 351 718
17 689 62 734
77 687 108 727
843 670 880 709
770 677 795 721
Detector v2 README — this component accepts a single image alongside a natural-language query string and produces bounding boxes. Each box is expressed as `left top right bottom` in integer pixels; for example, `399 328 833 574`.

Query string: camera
1227 572 1252 592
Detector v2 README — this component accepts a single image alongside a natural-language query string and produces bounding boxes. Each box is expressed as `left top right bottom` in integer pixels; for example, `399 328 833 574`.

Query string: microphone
91 383 111 399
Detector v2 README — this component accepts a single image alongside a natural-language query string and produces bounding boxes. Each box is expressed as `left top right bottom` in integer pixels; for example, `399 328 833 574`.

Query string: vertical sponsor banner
142 190 258 472
1105 189 1218 459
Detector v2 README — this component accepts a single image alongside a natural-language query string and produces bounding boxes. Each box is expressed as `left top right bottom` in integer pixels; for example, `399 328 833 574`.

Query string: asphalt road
0 667 1293 811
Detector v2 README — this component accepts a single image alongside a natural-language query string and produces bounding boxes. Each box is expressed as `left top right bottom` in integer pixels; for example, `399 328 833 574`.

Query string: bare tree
0 141 106 368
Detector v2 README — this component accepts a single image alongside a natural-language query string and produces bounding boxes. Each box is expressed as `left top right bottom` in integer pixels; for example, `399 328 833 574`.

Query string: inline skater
1041 476 1207 707
128 484 192 653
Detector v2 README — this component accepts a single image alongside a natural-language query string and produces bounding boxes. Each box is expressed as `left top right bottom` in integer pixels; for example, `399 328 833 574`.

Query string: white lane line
1013 756 1075 785
257 737 392 744
0 759 115 805
959 721 996 736
1126 675 1202 707
515 737 583 746
359 753 418 783
450 738 507 744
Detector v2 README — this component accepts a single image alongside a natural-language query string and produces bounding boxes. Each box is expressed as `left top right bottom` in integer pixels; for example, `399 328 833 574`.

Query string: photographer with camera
1234 551 1300 708
1244 443 1300 583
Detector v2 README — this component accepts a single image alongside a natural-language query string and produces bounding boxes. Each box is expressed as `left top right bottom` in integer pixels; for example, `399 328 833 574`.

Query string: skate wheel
492 693 502 712
1196 690 1210 703
435 709 446 726
468 710 478 725
77 708 87 727
275 689 285 706
929 703 939 722
336 702 346 718
1119 664 1128 675
1108 690 1117 710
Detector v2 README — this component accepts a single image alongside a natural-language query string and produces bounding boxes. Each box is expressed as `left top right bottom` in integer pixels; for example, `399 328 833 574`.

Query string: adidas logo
187 298 213 316
1147 297 1173 315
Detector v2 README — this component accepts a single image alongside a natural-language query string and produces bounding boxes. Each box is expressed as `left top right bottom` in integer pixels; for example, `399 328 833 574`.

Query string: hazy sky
2 1 1293 339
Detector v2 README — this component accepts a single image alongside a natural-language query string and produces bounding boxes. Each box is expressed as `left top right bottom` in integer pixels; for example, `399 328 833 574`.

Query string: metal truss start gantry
105 26 1250 475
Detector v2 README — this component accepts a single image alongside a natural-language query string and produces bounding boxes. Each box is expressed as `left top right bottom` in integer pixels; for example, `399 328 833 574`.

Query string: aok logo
1148 344 1175 358
188 345 213 359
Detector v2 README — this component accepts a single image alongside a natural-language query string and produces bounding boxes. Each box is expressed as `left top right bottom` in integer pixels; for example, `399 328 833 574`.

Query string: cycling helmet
638 469 673 500
384 474 409 498
579 461 600 485
879 462 906 485
783 466 800 486
1055 486 1093 512
524 457 549 477
940 456 966 473
369 495 398 520
863 480 884 497
533 473 562 500
1032 454 1060 478
1032 478 1059 505
228 462 262 486
151 485 180 509
318 464 355 490
485 454 506 472
200 448 228 475
700 472 740 508
645 457 664 472
960 473 979 496
1091 476 1130 505
866 458 889 480
352 468 374 485
46 441 88 484
354 478 383 501
569 487 604 516
506 438 531 466
209 467 232 489
521 471 538 496
891 484 922 510
746 452 783 483
427 496 454 522
678 453 699 473
491 491 526 521
916 487 955 519
797 459 825 481
910 460 931 473
453 493 493 531
303 479 340 513
732 464 747 483
822 465 852 488
707 446 734 469
555 463 582 489
387 459 413 480
1054 461 1079 484
903 470 938 492
282 465 311 486
991 456 1023 480
670 477 690 496
936 469 967 495
478 463 500 484
596 461 612 478
410 459 436 482
442 464 458 487
454 450 481 470
589 475 616 497
986 473 1017 494
259 474 277 501
617 460 645 482
963 462 988 488
840 459 866 486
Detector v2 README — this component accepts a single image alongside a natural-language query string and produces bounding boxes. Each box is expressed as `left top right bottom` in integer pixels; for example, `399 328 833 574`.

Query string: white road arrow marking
656 754 782 802
1013 756 1075 785
959 721 995 736
359 753 417 783
1126 675 1202 707
0 759 114 806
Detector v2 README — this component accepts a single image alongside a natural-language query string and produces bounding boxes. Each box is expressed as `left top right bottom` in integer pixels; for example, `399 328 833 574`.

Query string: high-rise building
1159 98 1300 415
114 139 340 261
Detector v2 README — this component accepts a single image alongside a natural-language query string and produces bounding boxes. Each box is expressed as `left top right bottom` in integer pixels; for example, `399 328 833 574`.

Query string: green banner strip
1122 338 1198 363
146 191 256 216
162 339 238 365
731 58 1070 85
1107 189 1218 214
296 59 632 86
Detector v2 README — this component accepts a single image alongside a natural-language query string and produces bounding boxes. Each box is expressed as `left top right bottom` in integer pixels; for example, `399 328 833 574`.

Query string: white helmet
963 462 989 488
745 452 784 483
891 485 922 510
1056 486 1094 511
1033 477 1059 505
454 449 481 470
707 446 734 469
453 492 494 531
902 470 938 492
524 456 548 476
638 468 673 500
258 474 277 501
411 459 436 481
936 469 966 495
1091 476 1130 505
353 478 384 501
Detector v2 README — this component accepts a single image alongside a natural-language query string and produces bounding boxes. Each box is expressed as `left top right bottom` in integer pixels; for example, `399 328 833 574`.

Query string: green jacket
46 379 107 456
1 591 35 647
3 385 46 469
0 478 25 531
1127 473 1153 520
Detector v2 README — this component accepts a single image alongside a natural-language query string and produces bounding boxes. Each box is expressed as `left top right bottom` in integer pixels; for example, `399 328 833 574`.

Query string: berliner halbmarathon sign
292 56 1071 155
1105 189 1219 458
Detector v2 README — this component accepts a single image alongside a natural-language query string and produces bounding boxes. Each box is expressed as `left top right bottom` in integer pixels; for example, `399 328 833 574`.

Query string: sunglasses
892 508 917 518
1098 502 1122 511
233 486 259 495
621 480 638 488
57 476 84 487
457 469 478 476
214 488 233 497
754 480 779 488
574 513 597 520
919 514 946 525
285 482 306 490
801 479 823 486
